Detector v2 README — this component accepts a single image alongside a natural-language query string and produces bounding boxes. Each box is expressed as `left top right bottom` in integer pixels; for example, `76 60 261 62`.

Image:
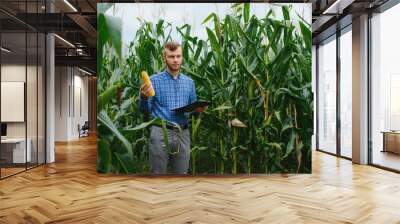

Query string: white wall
55 67 69 141
1 64 46 164
1 65 26 139
55 67 89 141
1 65 41 137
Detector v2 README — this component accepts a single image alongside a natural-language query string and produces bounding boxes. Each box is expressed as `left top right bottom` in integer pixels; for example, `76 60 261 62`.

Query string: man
139 41 205 174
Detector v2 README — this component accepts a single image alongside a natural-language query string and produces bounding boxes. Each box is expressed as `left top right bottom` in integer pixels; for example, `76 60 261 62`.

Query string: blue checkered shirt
139 70 197 125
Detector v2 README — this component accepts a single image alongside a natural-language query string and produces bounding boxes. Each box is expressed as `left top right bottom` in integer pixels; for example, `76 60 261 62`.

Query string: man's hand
140 83 153 100
195 106 207 113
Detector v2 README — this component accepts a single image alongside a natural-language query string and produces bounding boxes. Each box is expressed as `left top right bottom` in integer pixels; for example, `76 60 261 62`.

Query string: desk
382 131 400 154
1 138 31 163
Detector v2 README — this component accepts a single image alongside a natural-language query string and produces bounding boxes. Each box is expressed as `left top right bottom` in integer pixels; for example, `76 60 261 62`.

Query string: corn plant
97 3 312 174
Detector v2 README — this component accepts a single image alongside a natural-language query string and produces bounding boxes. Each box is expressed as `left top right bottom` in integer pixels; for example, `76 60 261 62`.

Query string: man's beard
166 62 181 73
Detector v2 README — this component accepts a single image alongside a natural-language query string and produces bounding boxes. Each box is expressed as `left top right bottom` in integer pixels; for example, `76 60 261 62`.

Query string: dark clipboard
173 100 211 113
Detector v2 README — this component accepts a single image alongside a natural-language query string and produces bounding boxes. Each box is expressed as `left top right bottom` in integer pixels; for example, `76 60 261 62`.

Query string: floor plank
0 135 399 223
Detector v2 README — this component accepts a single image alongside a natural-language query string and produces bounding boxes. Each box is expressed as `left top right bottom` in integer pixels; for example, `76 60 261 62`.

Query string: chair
78 121 90 138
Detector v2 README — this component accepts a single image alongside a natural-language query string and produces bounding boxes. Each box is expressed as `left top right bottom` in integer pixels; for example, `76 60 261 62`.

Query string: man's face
163 47 183 72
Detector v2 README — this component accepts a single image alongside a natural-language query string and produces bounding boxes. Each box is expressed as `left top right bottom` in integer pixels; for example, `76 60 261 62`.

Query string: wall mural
97 3 313 174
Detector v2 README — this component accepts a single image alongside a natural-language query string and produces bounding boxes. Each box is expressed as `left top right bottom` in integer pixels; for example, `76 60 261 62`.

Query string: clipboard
173 100 211 112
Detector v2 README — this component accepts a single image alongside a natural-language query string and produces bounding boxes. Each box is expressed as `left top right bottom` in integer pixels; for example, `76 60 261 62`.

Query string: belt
153 123 188 130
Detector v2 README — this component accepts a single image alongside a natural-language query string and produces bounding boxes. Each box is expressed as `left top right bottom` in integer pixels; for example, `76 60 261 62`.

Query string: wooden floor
1 163 45 178
1 135 400 223
1 167 26 178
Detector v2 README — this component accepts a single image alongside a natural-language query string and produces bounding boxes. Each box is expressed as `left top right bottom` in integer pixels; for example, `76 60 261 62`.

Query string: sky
104 3 312 54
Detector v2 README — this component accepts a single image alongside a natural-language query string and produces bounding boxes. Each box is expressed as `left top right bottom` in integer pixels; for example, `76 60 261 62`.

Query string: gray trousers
149 126 190 174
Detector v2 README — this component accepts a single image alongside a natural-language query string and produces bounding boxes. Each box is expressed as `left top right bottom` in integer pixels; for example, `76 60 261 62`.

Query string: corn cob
141 71 155 96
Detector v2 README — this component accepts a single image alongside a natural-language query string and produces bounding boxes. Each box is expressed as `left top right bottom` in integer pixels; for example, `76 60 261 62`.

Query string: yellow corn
141 71 155 96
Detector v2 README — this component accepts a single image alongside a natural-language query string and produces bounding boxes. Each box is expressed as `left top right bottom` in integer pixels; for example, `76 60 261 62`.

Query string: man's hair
163 41 181 55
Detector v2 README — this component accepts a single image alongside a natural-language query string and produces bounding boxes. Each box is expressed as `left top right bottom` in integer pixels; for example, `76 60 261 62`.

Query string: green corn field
97 3 313 174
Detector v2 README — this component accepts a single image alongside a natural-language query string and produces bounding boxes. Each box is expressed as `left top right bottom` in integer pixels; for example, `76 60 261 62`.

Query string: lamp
54 34 75 48
63 0 78 12
1 47 11 53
